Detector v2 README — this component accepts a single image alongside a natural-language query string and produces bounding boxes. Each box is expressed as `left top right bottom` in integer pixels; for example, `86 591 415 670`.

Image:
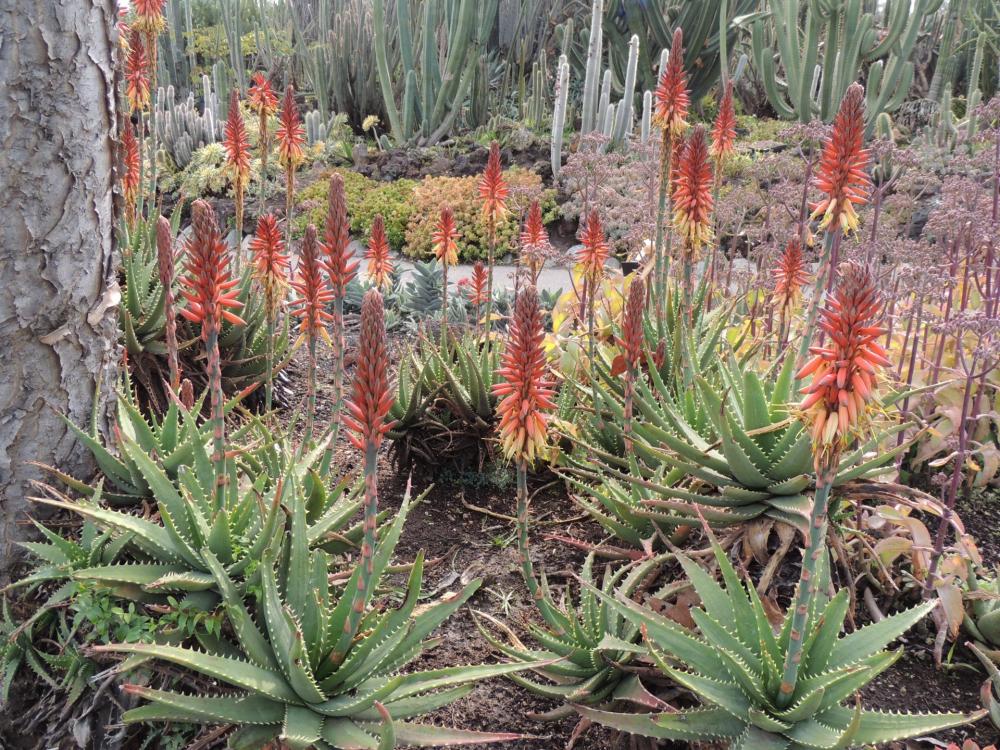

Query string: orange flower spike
276 85 305 170
248 73 279 120
577 210 610 282
710 80 737 168
811 82 871 235
343 289 395 452
131 0 166 34
124 29 150 113
121 123 141 223
323 172 359 297
621 277 646 373
467 261 490 307
492 286 556 465
289 224 334 347
223 89 252 190
249 214 290 319
797 261 890 470
520 199 550 282
672 126 715 257
432 206 460 267
773 237 811 314
479 141 509 224
179 200 245 339
365 215 393 289
668 134 686 201
653 28 690 138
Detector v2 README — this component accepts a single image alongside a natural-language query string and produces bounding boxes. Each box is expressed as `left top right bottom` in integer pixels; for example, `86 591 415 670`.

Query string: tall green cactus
551 54 570 177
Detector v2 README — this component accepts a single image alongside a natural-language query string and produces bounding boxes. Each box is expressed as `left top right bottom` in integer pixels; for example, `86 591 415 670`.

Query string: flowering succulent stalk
778 261 888 707
331 289 394 668
576 209 609 339
290 224 333 444
248 72 278 211
432 205 460 340
773 237 811 347
249 213 290 412
125 29 150 115
320 173 359 470
122 123 141 229
178 200 244 496
131 0 165 90
519 199 551 288
468 260 489 336
479 141 508 335
365 214 393 290
492 286 555 600
620 277 645 452
223 89 251 267
672 125 714 318
276 85 305 247
155 216 181 391
651 28 689 312
709 80 737 171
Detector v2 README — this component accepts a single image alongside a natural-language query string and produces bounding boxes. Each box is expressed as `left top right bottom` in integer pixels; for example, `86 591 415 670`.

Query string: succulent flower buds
432 206 460 267
520 200 551 283
131 0 166 34
653 28 689 138
576 210 609 282
249 214 290 320
811 83 870 234
710 80 737 167
323 172 358 297
290 224 333 346
247 72 278 119
344 289 394 452
125 29 150 113
179 200 244 340
223 89 251 191
672 126 715 258
773 237 811 316
365 215 393 289
468 261 490 308
121 123 141 224
479 141 509 225
276 85 305 170
622 277 646 373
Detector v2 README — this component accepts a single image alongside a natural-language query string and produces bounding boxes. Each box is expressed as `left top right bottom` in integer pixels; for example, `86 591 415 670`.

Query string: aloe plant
965 568 1000 655
576 539 979 747
99 490 537 749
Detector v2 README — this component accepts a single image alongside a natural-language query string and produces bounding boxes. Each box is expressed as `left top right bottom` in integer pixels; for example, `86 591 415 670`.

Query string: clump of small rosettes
479 141 509 225
276 85 305 170
179 200 244 339
797 261 890 469
432 206 460 266
249 214 290 320
672 125 715 257
811 83 870 234
125 29 150 113
323 172 358 297
290 225 333 346
493 286 556 465
653 28 689 138
773 237 811 316
365 215 393 289
576 210 610 282
710 80 737 167
121 123 141 224
344 289 395 452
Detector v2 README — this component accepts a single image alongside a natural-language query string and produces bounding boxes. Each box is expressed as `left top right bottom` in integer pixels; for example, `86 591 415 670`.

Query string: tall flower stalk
276 85 305 248
179 200 244 497
155 216 181 391
432 206 460 345
365 214 393 289
479 141 509 336
290 224 333 445
321 173 359 470
779 261 888 707
493 286 555 601
672 125 714 319
223 89 251 268
331 289 394 667
773 237 811 348
248 73 278 212
577 210 609 427
249 213 290 412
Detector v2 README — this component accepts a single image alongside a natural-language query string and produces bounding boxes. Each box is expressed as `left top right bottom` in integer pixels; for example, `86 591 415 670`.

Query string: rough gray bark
0 0 120 578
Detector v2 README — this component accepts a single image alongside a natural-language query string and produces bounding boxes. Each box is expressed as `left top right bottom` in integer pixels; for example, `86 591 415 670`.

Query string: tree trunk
0 0 120 579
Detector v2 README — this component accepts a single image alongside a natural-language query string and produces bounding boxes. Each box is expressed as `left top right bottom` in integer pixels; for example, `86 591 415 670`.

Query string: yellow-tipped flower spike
672 125 714 259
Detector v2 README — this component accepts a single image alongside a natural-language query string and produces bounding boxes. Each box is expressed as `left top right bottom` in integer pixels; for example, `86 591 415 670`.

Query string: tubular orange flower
653 28 689 137
479 141 509 224
179 200 245 340
289 224 333 346
323 172 358 297
493 286 556 465
248 73 278 120
811 82 871 235
223 89 251 192
249 214 290 319
131 0 165 34
710 80 737 168
276 85 305 170
467 261 489 307
576 210 610 282
344 289 395 452
125 30 150 113
797 261 890 470
773 237 811 316
365 215 393 289
672 125 715 258
520 199 551 284
121 123 141 225
432 206 460 266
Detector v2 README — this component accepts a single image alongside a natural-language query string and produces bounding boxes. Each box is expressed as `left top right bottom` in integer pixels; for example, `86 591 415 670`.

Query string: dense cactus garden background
2 0 1000 749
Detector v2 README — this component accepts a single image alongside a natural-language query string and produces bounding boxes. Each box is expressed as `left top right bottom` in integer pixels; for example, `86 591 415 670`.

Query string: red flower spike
797 261 889 469
290 224 333 346
467 261 489 307
121 123 141 221
576 210 609 282
621 277 646 373
493 286 556 465
276 85 305 170
653 28 689 138
125 29 150 113
223 89 251 190
668 135 685 202
323 172 358 297
773 237 811 316
247 73 278 119
811 82 870 234
520 199 551 282
672 125 714 258
179 200 245 340
710 80 737 167
365 215 393 289
432 206 460 267
132 0 165 34
479 141 509 225
344 289 395 451
249 214 290 319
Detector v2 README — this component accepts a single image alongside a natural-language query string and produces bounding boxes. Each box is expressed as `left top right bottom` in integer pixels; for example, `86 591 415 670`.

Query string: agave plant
576 539 979 747
98 490 538 749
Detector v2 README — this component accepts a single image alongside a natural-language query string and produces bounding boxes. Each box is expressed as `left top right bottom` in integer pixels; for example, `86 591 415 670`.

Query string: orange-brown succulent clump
223 89 251 191
710 80 737 167
125 30 150 113
432 206 460 266
672 126 715 257
653 28 690 138
290 225 333 346
344 289 395 452
773 237 811 316
323 172 358 297
479 141 509 225
493 286 555 465
179 200 245 340
576 210 610 282
276 85 305 170
811 83 870 234
365 215 393 289
249 214 290 319
121 123 141 223
797 261 890 470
